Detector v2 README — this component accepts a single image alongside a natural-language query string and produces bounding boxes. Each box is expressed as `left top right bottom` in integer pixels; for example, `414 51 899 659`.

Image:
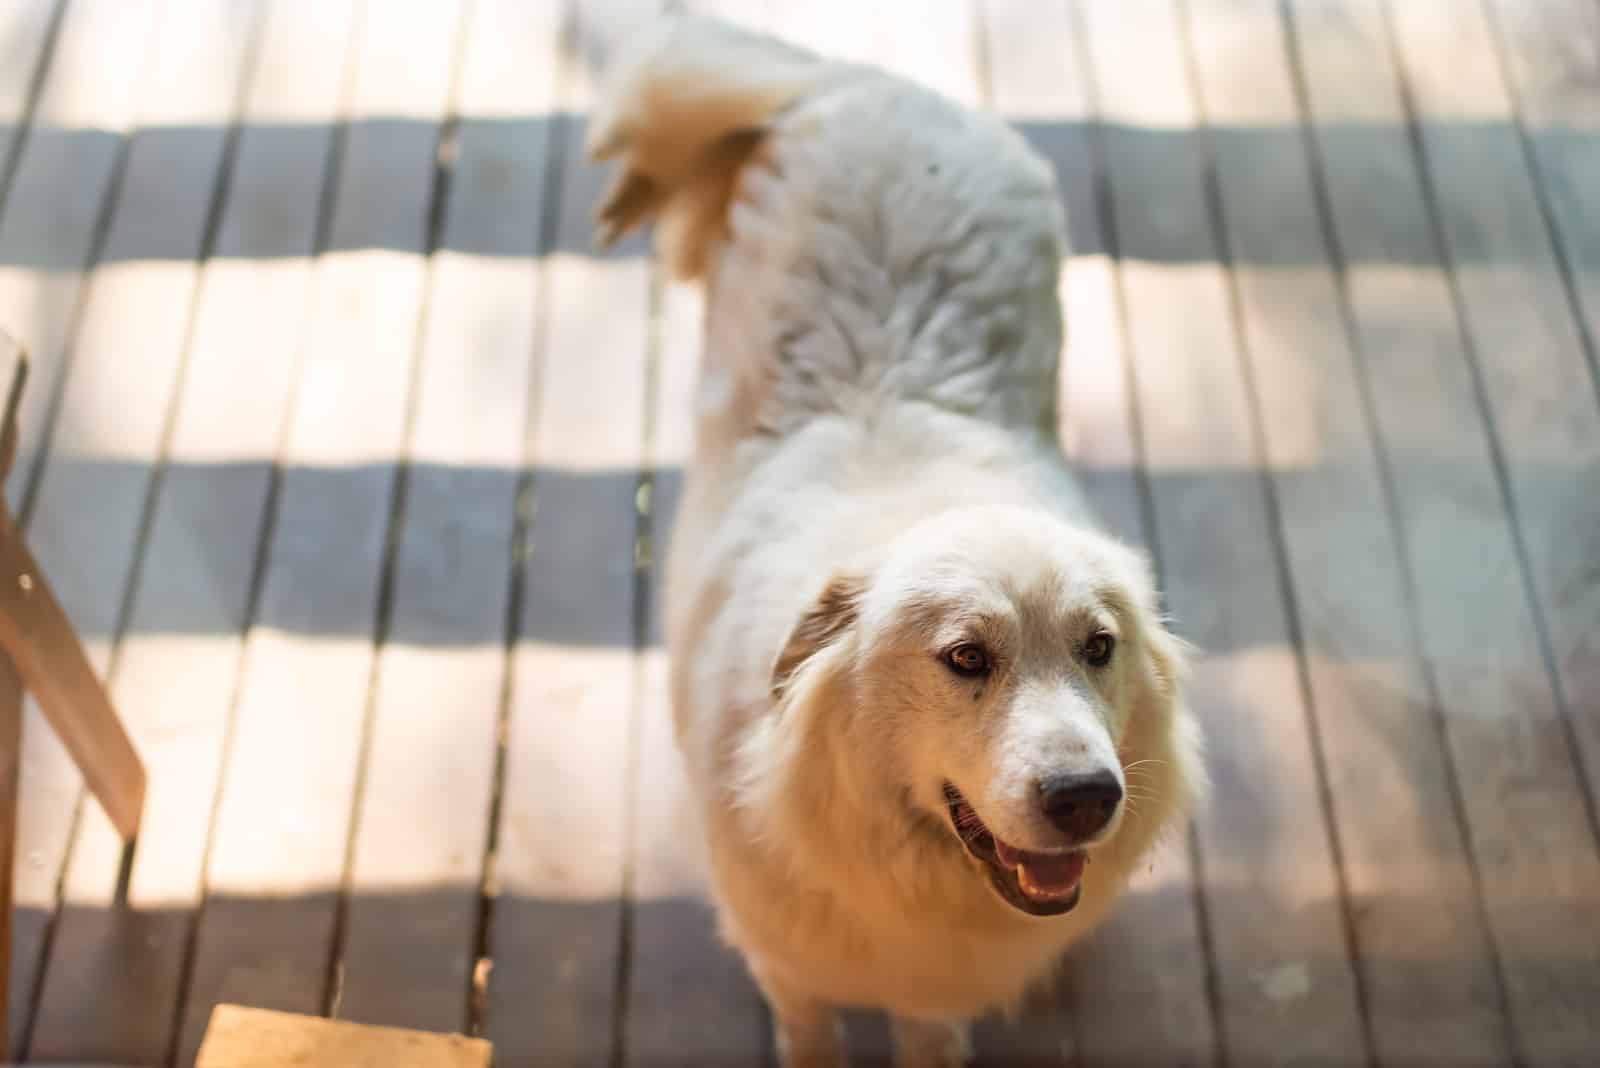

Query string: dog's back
588 15 1068 437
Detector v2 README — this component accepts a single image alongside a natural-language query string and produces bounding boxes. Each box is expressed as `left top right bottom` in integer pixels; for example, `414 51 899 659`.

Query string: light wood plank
24 2 360 1061
483 5 651 1061
1183 0 1516 1061
978 2 1216 1062
0 1 61 200
1290 0 1600 1062
0 0 166 510
174 7 466 1065
1077 0 1368 1062
335 0 560 1036
196 1004 491 1068
1486 0 1600 417
1484 0 1600 867
1376 0 1600 1059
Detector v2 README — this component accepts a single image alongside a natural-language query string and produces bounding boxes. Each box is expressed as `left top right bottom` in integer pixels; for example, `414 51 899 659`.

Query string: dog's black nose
1039 770 1122 839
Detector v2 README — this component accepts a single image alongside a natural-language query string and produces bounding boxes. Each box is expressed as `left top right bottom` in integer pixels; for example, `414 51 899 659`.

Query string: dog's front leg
753 967 845 1068
890 1017 971 1068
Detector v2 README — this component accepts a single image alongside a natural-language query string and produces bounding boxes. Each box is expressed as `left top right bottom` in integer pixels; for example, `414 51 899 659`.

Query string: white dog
589 17 1205 1067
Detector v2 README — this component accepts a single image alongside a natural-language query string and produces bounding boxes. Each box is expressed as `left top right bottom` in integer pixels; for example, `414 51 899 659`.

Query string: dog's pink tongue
995 841 1087 901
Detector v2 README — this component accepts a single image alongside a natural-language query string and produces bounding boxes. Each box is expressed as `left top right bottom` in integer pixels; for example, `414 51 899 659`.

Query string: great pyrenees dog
589 16 1205 1067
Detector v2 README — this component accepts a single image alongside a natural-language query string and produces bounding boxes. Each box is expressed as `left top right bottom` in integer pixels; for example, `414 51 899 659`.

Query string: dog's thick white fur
590 16 1205 1067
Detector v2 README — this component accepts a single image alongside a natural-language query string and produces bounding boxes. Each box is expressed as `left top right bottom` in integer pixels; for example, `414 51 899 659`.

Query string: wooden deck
2 0 1598 1064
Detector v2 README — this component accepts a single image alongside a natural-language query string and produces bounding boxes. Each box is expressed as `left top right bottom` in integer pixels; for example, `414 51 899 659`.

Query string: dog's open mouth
943 782 1086 917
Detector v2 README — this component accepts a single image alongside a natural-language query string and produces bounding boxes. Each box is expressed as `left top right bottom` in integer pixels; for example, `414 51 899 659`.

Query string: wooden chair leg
1 652 20 1060
0 504 144 841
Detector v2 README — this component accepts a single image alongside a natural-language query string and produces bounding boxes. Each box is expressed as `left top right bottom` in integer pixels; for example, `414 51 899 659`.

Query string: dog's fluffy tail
586 16 831 279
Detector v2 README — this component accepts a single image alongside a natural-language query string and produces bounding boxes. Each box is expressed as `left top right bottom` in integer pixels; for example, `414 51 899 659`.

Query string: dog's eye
944 643 990 677
1084 632 1115 668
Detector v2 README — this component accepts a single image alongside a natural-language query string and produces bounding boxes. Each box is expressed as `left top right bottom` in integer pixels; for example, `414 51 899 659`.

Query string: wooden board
334 0 560 1037
1384 0 1600 1056
481 5 652 1062
1183 0 1512 1061
1485 0 1600 805
196 1004 490 1068
977 1 1215 1062
1290 0 1600 1061
23 1 360 1061
1393 0 1600 827
0 0 164 512
1076 1 1367 1062
173 6 465 1065
0 1 61 205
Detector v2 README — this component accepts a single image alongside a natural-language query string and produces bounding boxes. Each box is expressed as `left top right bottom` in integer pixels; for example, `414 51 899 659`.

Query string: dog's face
771 507 1186 918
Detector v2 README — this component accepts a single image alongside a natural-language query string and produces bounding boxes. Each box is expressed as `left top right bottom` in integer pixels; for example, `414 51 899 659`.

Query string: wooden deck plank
480 4 652 1061
1076 1 1368 1062
1397 0 1600 822
23 1 359 1061
335 0 560 1037
1289 0 1600 1062
1486 0 1600 415
0 1 62 204
977 2 1216 1062
775 0 978 107
174 6 465 1065
1183 1 1515 1062
0 4 168 1046
1402 0 1600 809
1484 0 1600 859
1378 0 1600 1057
0 0 165 512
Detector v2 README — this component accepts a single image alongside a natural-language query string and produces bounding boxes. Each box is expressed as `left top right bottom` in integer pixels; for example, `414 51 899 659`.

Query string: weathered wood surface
2 1 1596 1064
195 1004 491 1068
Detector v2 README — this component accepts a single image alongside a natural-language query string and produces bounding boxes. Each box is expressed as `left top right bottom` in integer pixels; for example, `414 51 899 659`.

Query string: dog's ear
771 574 865 700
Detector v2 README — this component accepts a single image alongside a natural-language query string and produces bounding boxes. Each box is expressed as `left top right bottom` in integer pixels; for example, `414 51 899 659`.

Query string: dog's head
769 506 1190 918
